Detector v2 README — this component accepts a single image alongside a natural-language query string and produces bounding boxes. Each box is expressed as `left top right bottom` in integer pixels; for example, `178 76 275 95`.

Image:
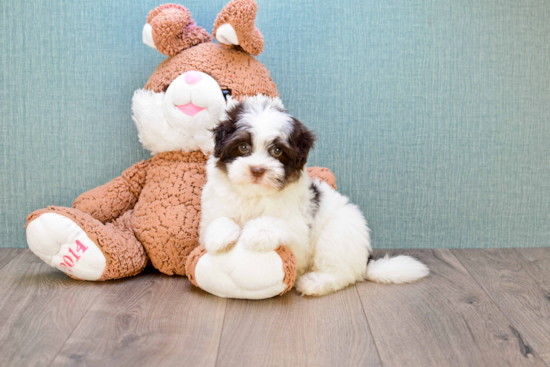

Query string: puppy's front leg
203 217 241 254
240 217 292 252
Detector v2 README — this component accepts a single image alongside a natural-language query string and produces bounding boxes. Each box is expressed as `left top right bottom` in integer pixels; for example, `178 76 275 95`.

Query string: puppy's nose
185 70 202 85
250 166 266 178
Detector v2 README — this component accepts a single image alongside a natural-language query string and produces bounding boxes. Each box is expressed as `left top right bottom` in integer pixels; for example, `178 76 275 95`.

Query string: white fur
201 96 429 296
132 71 227 155
240 216 296 252
203 216 241 253
365 254 430 284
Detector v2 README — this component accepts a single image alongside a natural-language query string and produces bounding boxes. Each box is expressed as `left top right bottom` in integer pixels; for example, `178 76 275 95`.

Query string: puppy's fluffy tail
364 254 429 284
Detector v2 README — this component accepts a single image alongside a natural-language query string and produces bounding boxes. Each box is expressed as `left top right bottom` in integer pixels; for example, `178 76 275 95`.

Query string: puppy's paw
296 272 342 297
203 217 241 254
240 217 285 252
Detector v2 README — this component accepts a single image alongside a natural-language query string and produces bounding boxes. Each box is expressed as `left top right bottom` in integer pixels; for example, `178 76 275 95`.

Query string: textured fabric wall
1 0 549 249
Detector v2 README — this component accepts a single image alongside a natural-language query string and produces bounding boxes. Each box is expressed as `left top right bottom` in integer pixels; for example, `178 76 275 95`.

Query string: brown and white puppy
200 95 429 296
212 97 315 195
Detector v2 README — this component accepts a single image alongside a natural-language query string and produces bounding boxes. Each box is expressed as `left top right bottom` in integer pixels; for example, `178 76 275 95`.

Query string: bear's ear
213 0 264 56
142 4 212 56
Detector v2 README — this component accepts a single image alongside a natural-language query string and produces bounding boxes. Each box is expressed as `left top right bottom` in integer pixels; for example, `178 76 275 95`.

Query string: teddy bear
25 0 336 292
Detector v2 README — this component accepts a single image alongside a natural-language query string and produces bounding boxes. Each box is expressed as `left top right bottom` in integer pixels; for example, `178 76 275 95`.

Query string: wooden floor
0 249 549 367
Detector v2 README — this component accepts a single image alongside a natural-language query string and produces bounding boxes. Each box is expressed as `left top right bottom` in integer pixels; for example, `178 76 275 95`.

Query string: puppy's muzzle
250 166 266 178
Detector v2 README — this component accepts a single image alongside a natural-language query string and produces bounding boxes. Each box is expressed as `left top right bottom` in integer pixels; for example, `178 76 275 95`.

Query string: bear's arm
306 167 337 190
72 160 149 223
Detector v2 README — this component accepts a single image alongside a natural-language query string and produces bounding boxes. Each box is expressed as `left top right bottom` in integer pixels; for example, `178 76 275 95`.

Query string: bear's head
132 0 279 155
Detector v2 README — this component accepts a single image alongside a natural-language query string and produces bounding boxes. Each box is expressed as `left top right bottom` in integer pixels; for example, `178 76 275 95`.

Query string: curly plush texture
306 167 337 190
26 207 147 281
73 161 148 224
213 0 264 56
184 244 297 295
132 151 208 276
147 4 212 56
145 42 278 99
185 244 206 287
274 245 296 295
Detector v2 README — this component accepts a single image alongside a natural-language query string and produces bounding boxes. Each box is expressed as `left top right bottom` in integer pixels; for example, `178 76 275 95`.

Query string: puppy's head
212 95 315 195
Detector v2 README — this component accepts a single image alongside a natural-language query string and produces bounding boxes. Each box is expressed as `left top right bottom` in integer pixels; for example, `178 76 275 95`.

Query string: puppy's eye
270 147 283 157
221 89 232 101
238 143 251 153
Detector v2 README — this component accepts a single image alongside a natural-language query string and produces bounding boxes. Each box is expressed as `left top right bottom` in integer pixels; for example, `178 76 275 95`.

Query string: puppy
200 95 429 296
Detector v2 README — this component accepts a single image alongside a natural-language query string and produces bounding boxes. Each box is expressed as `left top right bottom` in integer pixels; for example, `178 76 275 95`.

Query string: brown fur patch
270 116 317 186
287 117 316 173
213 103 255 172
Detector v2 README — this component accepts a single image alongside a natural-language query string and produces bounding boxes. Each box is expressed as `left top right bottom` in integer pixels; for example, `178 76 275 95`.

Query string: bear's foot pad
193 243 290 299
26 213 106 280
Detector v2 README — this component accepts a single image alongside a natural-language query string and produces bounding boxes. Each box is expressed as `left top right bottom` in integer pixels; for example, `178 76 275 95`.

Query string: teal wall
1 0 550 249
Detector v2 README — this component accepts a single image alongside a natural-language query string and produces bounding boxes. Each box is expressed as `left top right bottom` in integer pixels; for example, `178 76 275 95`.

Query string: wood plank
357 249 546 367
453 248 550 365
50 269 227 367
0 248 24 271
216 285 381 367
0 250 107 367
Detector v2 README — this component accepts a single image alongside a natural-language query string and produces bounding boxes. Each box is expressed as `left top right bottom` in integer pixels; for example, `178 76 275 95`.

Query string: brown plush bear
25 0 335 283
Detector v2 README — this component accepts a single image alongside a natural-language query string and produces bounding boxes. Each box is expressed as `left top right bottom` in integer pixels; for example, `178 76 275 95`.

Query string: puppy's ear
212 120 233 158
213 0 264 56
213 102 245 158
289 118 316 170
143 4 212 56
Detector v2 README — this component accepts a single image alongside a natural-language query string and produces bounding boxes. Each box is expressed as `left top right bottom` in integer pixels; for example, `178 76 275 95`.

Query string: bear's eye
221 89 232 101
270 147 283 157
238 143 251 153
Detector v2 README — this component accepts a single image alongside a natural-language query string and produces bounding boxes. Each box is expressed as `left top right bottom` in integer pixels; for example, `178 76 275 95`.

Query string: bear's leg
185 244 296 298
26 207 147 281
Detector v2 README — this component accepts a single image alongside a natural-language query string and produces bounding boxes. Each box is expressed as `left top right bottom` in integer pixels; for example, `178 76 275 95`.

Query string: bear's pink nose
185 71 202 85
